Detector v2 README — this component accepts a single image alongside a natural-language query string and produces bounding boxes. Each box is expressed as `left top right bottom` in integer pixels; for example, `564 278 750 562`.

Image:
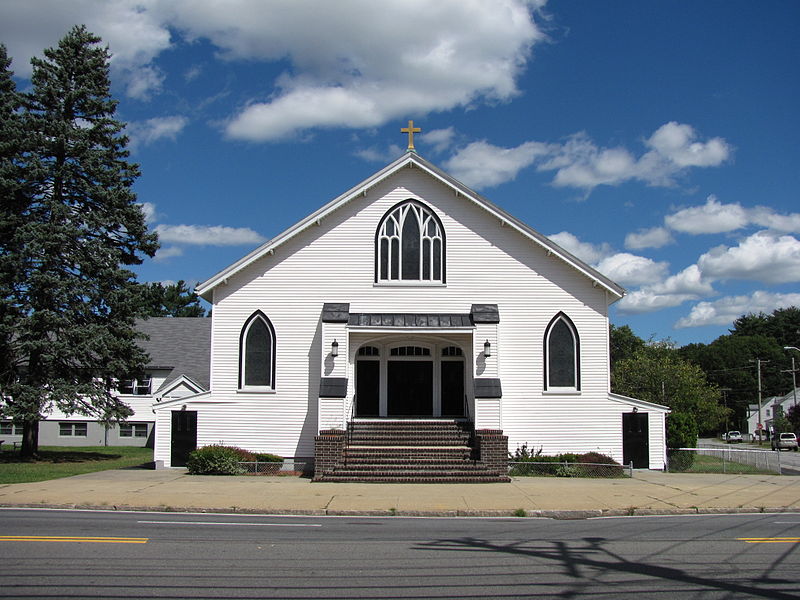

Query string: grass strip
0 446 153 484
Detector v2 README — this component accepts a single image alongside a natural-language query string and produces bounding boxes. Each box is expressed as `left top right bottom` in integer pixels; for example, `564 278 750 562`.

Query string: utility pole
783 347 799 411
751 359 769 444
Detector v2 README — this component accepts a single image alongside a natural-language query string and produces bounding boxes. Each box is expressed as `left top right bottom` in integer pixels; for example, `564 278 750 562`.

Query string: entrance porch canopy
319 303 502 430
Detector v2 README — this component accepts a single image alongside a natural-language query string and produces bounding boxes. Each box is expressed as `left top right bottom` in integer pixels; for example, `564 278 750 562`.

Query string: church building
152 124 669 480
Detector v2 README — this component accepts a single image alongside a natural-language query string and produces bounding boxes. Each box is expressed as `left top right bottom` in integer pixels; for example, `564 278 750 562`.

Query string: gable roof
136 317 212 392
195 152 625 302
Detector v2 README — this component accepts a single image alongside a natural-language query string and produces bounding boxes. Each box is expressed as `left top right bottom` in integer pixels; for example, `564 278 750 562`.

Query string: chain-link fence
667 448 780 474
508 461 632 478
238 461 307 475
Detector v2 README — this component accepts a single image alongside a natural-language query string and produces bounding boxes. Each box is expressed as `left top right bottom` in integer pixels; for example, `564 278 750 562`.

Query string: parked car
726 431 743 443
771 432 798 452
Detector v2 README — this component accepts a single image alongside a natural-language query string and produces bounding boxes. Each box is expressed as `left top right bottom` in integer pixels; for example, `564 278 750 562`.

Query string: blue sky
2 1 798 346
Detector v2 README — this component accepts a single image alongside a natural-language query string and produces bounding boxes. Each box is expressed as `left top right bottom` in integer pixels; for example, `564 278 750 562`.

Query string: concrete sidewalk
2 468 800 518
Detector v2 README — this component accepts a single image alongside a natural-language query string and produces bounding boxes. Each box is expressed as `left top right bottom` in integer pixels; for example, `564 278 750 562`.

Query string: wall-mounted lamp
632 406 639 414
331 339 339 358
483 339 492 357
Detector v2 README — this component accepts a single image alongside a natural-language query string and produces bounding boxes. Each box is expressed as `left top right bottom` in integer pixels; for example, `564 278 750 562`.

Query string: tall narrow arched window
544 313 580 391
239 311 276 390
375 200 445 283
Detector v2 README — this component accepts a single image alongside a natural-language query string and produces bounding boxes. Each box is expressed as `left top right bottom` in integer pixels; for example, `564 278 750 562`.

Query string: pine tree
143 280 207 317
0 27 159 456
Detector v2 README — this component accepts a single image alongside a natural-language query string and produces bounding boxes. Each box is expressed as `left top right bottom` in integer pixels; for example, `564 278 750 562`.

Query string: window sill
237 387 276 394
543 389 582 396
374 282 446 288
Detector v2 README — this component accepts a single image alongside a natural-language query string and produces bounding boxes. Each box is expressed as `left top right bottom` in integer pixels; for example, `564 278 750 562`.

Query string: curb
2 502 797 519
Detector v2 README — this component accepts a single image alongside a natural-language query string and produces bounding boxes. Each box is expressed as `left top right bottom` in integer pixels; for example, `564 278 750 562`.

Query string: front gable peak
195 153 624 302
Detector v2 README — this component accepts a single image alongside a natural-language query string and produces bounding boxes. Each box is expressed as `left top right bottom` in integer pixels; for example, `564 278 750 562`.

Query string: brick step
332 463 492 472
319 474 511 483
344 447 472 458
349 424 470 432
347 436 471 446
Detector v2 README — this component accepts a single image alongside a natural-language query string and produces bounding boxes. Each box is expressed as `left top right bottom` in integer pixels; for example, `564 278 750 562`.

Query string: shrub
508 448 624 477
187 445 249 475
253 453 283 463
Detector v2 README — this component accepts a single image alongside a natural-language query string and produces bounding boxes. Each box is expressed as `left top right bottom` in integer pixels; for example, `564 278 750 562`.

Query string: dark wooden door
171 411 197 467
387 361 433 416
440 361 465 417
355 360 380 417
622 412 649 469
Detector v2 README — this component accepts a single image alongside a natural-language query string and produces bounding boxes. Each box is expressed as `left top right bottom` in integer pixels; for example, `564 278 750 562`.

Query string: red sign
757 423 763 430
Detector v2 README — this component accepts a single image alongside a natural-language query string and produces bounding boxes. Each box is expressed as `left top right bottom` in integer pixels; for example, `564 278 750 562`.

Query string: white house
152 148 669 478
1 318 211 449
746 387 800 439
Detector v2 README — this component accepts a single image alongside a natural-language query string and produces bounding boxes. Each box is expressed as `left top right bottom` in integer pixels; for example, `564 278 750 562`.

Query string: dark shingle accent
136 317 212 393
474 378 502 398
319 377 348 398
321 303 350 322
470 304 500 323
347 313 473 328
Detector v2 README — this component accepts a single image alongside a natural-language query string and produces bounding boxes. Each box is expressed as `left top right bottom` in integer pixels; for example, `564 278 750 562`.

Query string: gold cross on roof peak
401 120 421 151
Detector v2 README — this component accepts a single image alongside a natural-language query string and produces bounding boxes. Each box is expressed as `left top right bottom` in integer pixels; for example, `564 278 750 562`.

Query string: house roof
136 317 211 393
195 152 625 302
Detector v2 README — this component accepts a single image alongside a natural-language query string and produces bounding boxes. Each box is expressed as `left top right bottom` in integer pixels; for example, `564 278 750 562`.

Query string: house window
544 313 580 391
59 422 88 437
376 200 445 283
239 311 276 390
120 423 148 438
0 421 22 435
118 377 152 395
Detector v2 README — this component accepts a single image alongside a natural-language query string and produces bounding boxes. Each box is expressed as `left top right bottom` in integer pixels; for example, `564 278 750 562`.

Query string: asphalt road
1 508 799 599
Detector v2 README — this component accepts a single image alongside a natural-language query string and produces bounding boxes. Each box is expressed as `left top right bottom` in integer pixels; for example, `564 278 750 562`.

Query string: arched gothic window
544 313 580 391
239 311 276 390
375 200 445 283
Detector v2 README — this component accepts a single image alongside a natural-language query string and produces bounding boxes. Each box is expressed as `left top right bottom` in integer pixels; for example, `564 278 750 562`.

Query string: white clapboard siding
154 160 666 469
187 166 616 463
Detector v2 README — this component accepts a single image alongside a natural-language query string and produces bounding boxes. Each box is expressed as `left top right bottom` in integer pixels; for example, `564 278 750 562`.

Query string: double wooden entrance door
355 356 465 418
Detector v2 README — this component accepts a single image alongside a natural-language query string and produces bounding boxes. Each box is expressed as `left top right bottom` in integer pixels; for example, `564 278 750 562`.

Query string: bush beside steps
187 445 282 475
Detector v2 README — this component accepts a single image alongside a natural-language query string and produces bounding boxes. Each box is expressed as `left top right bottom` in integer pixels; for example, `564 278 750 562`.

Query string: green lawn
0 446 153 484
673 453 775 475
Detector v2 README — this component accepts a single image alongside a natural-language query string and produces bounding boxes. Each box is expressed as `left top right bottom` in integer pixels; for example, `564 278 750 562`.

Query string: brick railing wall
313 429 346 480
474 429 508 475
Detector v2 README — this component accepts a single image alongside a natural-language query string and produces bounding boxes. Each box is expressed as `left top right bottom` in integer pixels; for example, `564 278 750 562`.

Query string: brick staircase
315 420 510 483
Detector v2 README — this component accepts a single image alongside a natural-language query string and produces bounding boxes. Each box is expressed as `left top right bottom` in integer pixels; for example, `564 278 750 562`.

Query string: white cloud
0 0 172 99
665 195 749 234
446 140 552 188
747 205 800 234
547 231 613 265
645 122 730 168
154 245 184 261
0 0 545 115
210 0 546 140
421 127 456 154
155 224 266 246
617 290 699 314
441 122 730 191
615 265 715 315
138 202 158 224
354 144 405 163
675 291 800 328
662 196 800 237
595 253 669 287
697 231 800 284
127 116 189 150
543 123 731 190
625 227 673 250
